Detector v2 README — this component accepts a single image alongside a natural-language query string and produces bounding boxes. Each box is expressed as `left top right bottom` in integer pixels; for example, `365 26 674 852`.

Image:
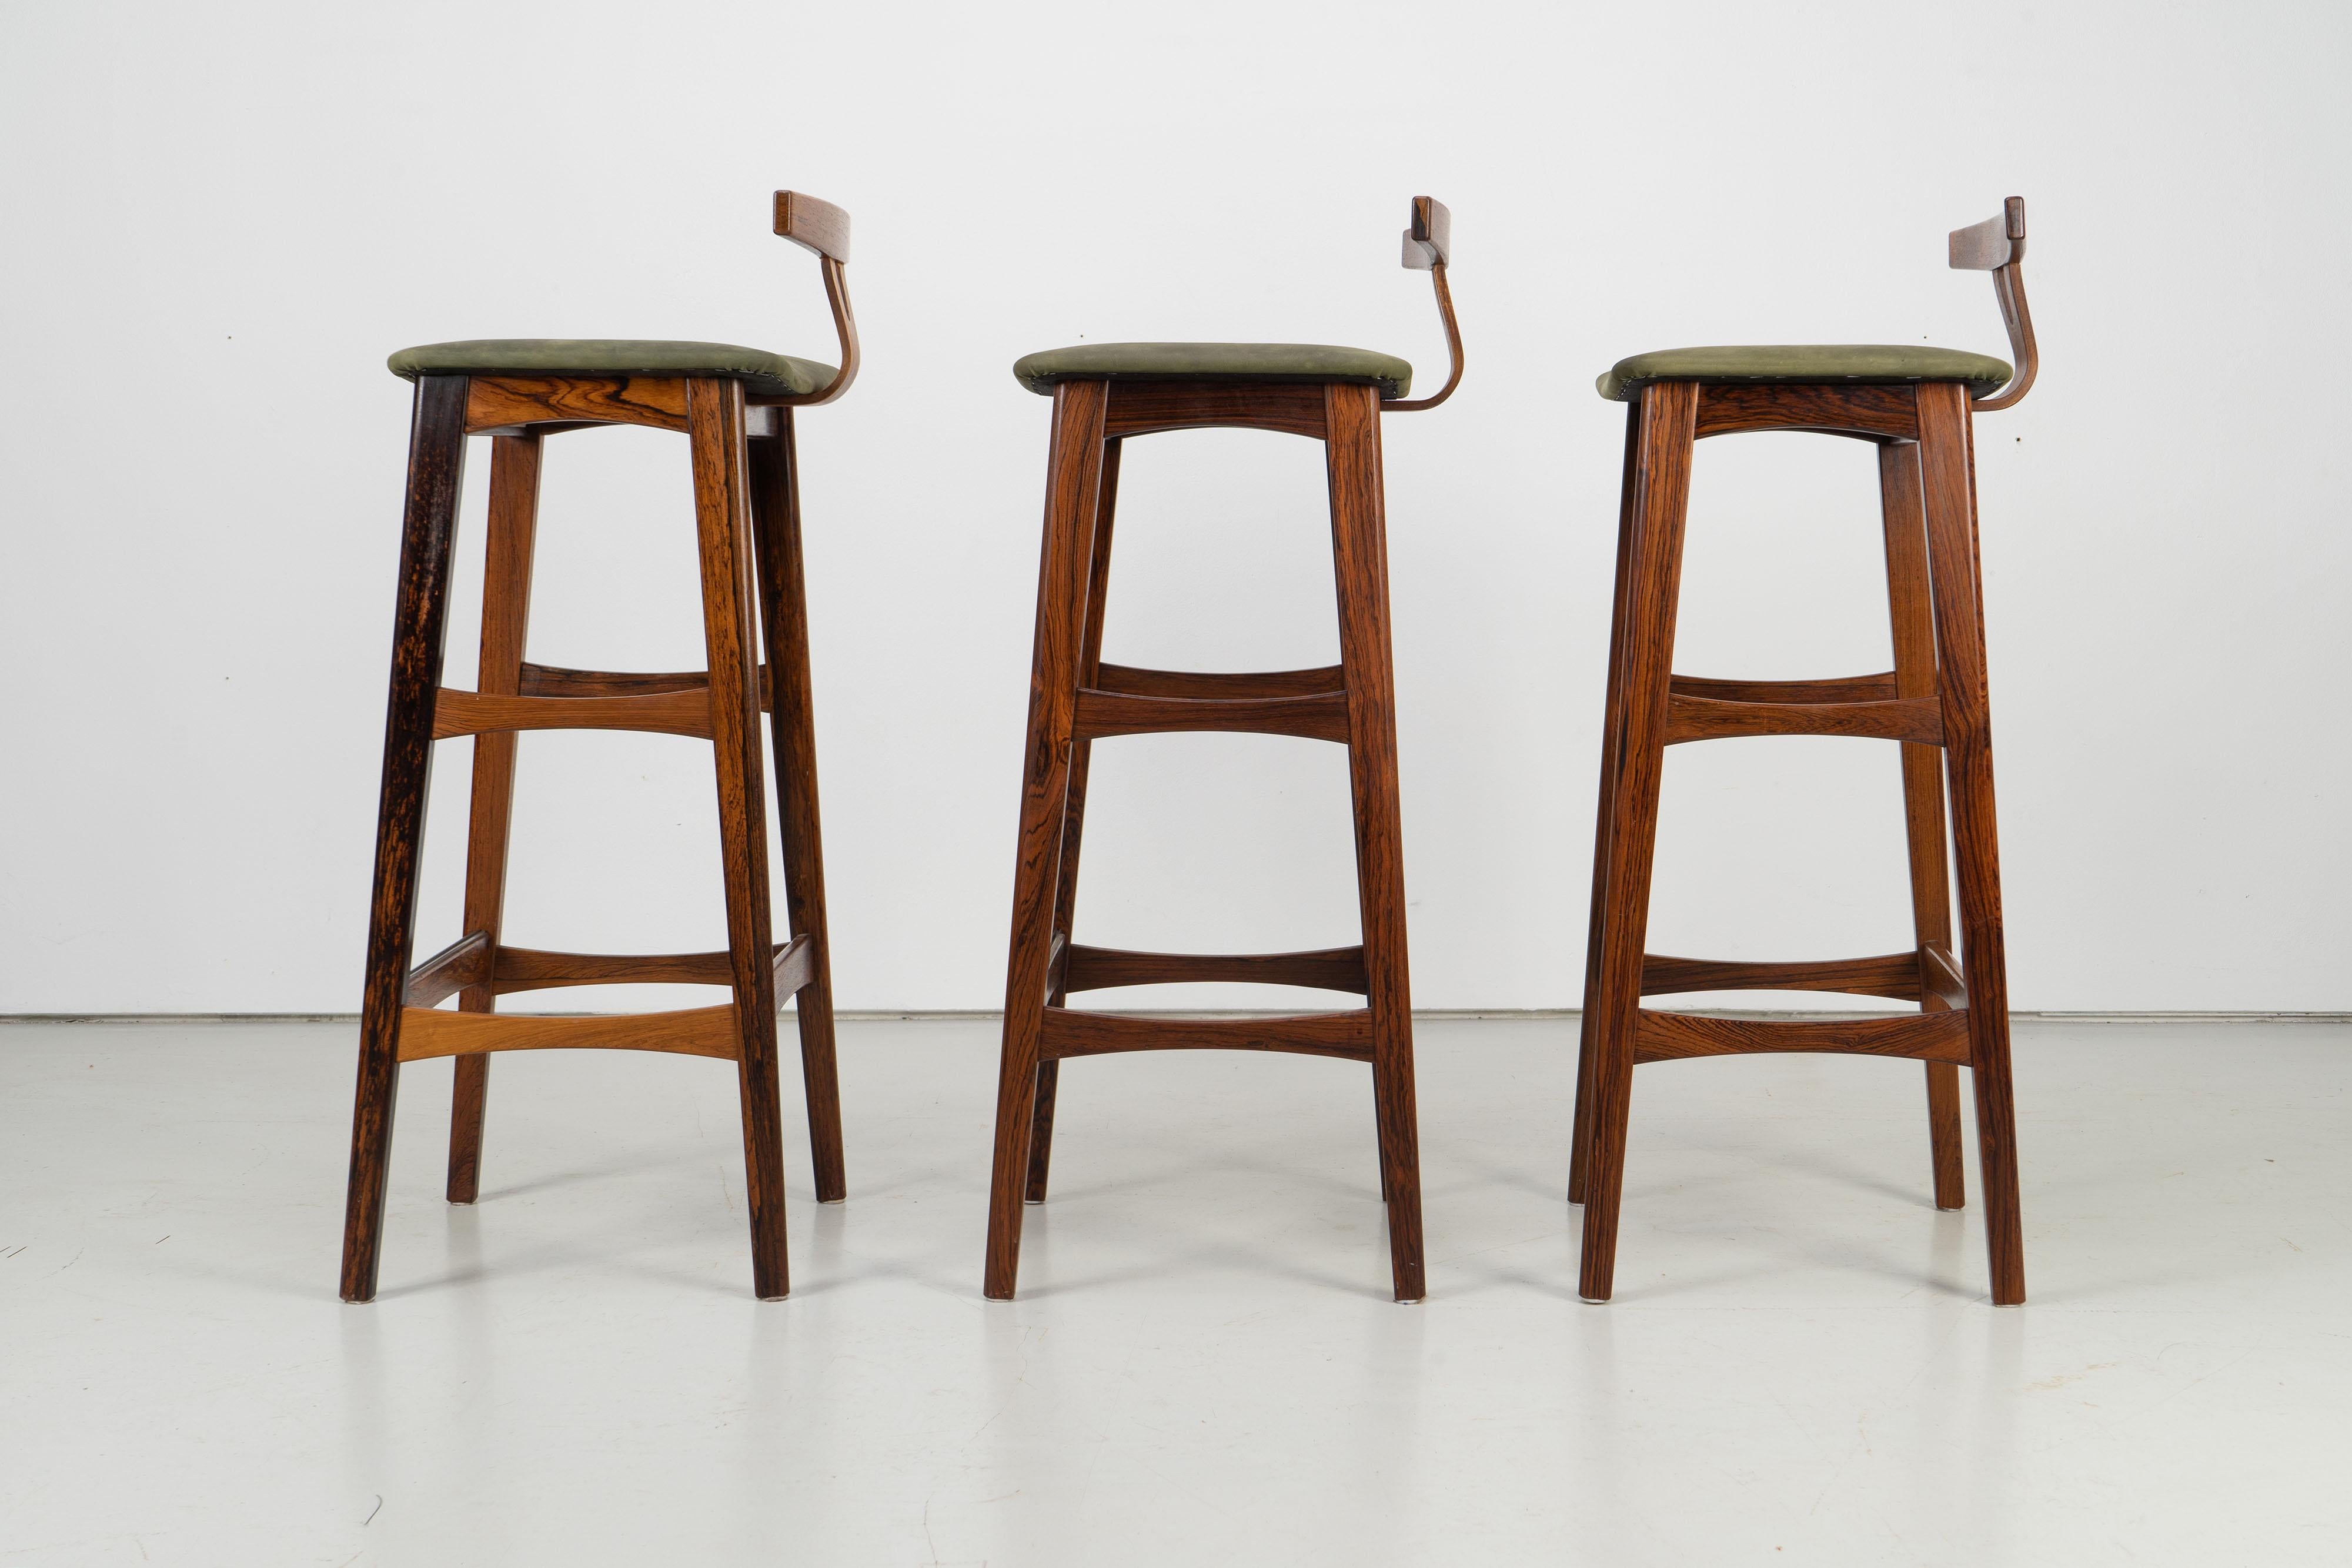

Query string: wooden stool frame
339 194 858 1303
984 198 1463 1304
1568 199 2039 1306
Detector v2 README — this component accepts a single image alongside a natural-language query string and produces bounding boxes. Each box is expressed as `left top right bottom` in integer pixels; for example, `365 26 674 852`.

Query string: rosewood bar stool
339 192 860 1303
983 198 1466 1302
1568 198 2041 1305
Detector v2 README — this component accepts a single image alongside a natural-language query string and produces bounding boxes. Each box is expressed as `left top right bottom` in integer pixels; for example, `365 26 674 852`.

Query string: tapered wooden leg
1569 403 1645 1206
1577 381 1700 1304
986 380 1110 1299
1327 383 1424 1303
342 375 470 1303
1916 383 2024 1305
1026 437 1122 1205
689 378 790 1300
747 412 846 1204
1878 440 1967 1211
446 431 542 1205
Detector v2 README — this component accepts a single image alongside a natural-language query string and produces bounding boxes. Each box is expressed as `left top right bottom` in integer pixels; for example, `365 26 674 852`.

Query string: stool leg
446 430 542 1205
688 378 790 1300
1577 380 1699 1304
1327 383 1424 1303
1877 441 1968 1212
342 375 470 1302
1916 385 2025 1305
1569 403 1645 1206
986 380 1110 1299
747 411 846 1204
1027 436 1122 1205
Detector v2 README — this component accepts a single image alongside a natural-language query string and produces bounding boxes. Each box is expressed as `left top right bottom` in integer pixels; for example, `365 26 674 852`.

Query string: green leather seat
387 339 836 399
1598 345 2012 402
1013 342 1412 399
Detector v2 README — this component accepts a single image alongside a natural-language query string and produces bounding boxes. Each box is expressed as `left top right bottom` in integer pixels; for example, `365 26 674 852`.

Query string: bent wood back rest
1948 195 2036 411
770 189 860 406
1388 195 1462 412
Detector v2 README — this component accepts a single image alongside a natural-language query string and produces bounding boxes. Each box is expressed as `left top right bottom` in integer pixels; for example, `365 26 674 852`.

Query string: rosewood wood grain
1569 403 1645 1208
519 661 773 706
1038 1008 1375 1064
1576 379 1699 1302
1063 944 1369 994
1640 950 1921 1002
1103 380 1328 439
687 376 791 1300
1662 692 1942 745
432 687 714 740
396 1003 742 1064
486 935 807 995
1879 439 1968 1209
1027 439 1125 1204
1923 944 1968 1011
1328 380 1424 1302
464 376 687 434
342 374 470 1304
1917 382 2024 1303
405 930 492 1008
1632 1008 1970 1065
1695 383 1917 442
773 190 851 262
447 431 542 1202
747 409 845 1201
1670 671 1897 705
1094 663 1345 699
1070 686 1349 743
986 379 1110 1299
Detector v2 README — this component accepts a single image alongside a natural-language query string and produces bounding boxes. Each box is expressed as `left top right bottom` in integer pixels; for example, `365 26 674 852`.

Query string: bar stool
338 192 860 1303
1568 198 2040 1305
983 198 1466 1302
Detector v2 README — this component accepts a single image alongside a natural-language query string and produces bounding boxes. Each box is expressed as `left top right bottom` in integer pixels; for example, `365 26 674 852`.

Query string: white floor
2 1017 2346 1566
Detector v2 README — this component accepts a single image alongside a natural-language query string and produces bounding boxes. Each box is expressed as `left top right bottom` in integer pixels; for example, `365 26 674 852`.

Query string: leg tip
1023 1197 1045 1206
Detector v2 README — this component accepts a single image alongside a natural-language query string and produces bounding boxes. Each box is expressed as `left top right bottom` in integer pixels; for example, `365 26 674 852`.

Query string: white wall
2 1 2346 1015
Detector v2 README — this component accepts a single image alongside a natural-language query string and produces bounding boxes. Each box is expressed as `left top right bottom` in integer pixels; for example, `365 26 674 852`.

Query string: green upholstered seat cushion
1013 342 1412 399
387 339 834 399
1597 345 2012 402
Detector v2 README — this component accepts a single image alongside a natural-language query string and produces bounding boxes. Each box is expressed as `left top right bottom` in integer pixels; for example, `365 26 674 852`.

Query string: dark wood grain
1103 380 1328 439
1027 440 1125 1204
1641 950 1920 1002
1670 671 1897 704
342 374 470 1303
1064 944 1369 994
1879 439 1968 1209
1576 379 1699 1302
773 190 850 262
1388 196 1463 412
1038 1008 1374 1063
1071 686 1349 743
1569 403 1645 1208
687 376 791 1300
1094 663 1344 698
404 930 492 1008
486 937 802 994
446 432 541 1203
1328 380 1424 1303
1695 383 1917 442
1633 1008 1970 1065
986 379 1110 1299
1663 692 1942 745
519 661 772 704
746 409 846 1202
1917 382 2024 1303
432 687 714 740
465 376 687 434
397 1003 741 1063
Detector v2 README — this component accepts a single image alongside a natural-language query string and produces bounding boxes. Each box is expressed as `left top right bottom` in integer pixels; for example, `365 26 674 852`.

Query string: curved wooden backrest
1387 195 1463 412
769 190 860 406
1948 195 2035 411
